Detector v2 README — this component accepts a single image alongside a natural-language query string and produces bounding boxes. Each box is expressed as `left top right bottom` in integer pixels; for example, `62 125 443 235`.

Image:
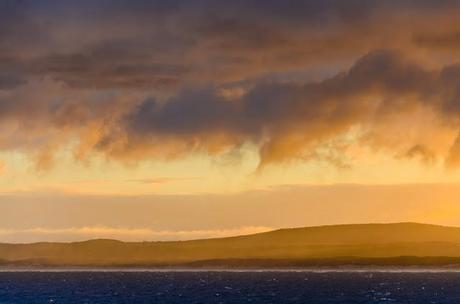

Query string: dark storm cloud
0 74 26 90
1 0 460 89
92 49 460 167
3 1 460 168
27 53 189 89
103 50 441 165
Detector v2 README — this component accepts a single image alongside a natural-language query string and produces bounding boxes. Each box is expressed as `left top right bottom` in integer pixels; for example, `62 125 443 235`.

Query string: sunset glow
3 1 460 242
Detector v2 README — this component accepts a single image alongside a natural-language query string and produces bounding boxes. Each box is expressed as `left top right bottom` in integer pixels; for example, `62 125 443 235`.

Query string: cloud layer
3 183 460 242
3 1 460 168
0 226 272 243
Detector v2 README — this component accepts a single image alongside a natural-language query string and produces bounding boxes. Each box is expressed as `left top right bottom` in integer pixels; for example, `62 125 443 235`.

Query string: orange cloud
125 177 201 184
92 51 460 169
3 2 460 171
0 160 5 174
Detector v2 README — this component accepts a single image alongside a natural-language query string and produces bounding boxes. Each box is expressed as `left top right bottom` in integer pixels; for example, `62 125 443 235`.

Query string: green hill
3 223 460 267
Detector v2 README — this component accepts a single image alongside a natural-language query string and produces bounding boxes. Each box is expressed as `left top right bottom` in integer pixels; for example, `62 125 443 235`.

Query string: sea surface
0 270 459 303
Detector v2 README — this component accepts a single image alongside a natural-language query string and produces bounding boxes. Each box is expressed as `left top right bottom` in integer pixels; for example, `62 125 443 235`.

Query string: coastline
3 264 460 273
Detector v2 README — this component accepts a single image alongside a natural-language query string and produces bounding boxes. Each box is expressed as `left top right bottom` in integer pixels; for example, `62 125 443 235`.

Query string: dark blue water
0 271 459 303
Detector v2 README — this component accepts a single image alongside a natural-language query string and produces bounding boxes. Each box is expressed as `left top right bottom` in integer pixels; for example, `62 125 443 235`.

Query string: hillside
2 223 460 267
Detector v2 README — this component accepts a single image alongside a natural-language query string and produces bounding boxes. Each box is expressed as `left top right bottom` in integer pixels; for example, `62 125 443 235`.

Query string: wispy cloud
125 177 201 185
0 226 273 243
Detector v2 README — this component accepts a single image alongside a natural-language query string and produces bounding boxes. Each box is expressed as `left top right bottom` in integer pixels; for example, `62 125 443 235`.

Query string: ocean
0 270 458 303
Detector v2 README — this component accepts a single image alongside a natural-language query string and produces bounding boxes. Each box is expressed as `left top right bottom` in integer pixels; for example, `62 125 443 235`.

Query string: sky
3 0 460 242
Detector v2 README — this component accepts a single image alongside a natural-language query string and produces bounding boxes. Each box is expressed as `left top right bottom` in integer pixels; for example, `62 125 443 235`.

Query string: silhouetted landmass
3 223 460 268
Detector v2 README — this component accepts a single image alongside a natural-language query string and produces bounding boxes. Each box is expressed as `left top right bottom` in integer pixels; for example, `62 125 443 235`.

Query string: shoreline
3 266 460 273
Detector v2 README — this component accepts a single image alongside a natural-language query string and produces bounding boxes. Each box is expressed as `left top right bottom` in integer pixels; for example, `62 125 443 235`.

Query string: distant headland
3 223 460 269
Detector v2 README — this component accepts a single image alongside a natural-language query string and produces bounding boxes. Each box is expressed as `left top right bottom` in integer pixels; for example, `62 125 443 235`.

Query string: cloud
90 50 460 168
125 177 200 184
0 226 273 243
2 49 460 170
400 144 437 164
0 74 26 90
3 2 460 170
3 183 460 243
2 1 460 90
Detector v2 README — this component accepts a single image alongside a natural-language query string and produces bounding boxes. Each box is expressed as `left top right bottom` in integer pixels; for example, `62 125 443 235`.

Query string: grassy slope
2 223 460 266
